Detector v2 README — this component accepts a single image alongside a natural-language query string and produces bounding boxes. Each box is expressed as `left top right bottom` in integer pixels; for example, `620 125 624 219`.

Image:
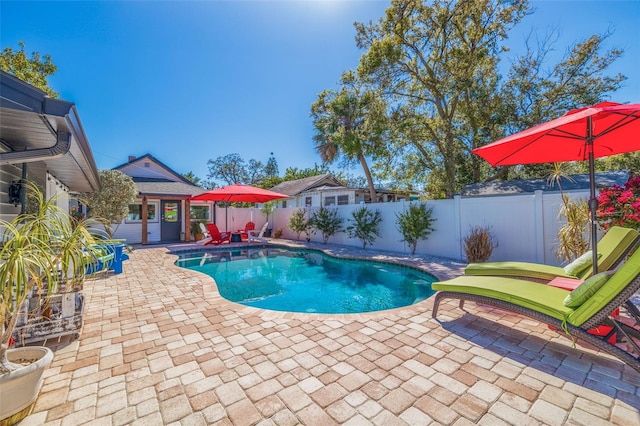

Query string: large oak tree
354 0 625 198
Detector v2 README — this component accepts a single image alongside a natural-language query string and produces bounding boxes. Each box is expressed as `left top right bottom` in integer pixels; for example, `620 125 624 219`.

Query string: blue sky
2 1 638 185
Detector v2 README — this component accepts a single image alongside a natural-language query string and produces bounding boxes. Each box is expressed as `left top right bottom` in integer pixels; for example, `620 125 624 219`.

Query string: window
305 196 312 207
190 205 210 221
126 204 157 223
164 203 178 223
324 196 335 206
282 200 287 208
337 195 349 205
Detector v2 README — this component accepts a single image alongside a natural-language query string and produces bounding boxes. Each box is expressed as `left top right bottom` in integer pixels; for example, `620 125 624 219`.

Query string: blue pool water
175 247 436 314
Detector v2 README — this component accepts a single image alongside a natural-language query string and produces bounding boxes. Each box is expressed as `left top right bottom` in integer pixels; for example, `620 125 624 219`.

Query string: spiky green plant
1 181 107 372
547 164 591 263
346 206 382 249
395 203 436 254
557 195 591 263
310 206 343 244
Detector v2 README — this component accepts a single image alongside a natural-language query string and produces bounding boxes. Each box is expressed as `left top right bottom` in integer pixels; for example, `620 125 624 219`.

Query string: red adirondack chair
237 221 255 241
204 223 231 246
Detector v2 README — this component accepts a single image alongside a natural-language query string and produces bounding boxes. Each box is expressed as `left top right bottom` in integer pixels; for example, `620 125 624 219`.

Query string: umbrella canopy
190 184 288 232
473 101 640 274
191 183 289 203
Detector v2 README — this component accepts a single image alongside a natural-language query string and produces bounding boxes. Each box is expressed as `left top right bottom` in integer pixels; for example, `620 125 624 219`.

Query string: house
269 173 414 208
111 154 205 244
0 71 100 222
459 170 630 197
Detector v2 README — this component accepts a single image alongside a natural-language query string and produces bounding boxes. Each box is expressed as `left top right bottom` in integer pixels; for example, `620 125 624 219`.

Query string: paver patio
19 241 640 425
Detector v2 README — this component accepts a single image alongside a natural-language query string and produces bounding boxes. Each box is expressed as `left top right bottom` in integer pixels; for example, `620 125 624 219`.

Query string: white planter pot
0 347 54 425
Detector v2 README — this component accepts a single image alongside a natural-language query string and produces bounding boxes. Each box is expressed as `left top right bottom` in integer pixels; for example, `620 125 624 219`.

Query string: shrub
80 170 136 235
557 195 590 262
395 203 436 254
310 206 343 244
273 228 283 239
346 206 382 249
597 176 640 231
463 225 497 263
288 208 310 241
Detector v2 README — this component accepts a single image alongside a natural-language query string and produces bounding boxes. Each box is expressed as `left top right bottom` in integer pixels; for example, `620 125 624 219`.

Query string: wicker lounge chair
432 247 640 372
464 226 640 282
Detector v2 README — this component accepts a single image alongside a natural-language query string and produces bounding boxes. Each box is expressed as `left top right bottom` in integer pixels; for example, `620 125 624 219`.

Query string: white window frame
125 202 159 223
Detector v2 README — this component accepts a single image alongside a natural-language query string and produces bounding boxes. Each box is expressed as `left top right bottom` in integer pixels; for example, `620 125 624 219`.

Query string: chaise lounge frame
432 266 640 373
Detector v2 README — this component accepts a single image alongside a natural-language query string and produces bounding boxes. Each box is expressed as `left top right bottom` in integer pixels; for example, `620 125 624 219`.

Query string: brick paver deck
20 241 640 425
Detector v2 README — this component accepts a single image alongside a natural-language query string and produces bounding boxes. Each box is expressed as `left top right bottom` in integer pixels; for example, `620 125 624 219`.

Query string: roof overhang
0 71 101 192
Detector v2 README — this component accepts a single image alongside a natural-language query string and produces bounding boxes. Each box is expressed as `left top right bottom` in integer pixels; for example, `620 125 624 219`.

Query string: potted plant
190 221 204 241
261 201 277 238
0 182 104 425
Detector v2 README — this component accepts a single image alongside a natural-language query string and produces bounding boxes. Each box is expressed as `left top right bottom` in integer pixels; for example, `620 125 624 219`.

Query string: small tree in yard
311 206 343 244
346 206 382 249
80 170 137 235
288 208 311 241
262 201 277 228
395 203 436 254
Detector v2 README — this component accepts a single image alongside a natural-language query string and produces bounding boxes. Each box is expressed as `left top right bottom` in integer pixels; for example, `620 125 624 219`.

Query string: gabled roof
269 174 344 196
460 170 630 197
113 153 194 185
0 71 100 192
134 181 204 198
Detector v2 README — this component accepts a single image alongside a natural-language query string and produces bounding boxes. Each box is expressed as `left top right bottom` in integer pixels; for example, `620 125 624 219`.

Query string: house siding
0 162 23 223
117 161 177 181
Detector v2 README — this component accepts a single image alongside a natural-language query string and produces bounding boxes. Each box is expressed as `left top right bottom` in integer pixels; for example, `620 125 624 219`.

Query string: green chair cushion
432 276 573 321
464 226 639 282
577 226 639 280
464 262 573 281
435 247 640 329
568 247 640 326
563 272 612 308
563 250 594 277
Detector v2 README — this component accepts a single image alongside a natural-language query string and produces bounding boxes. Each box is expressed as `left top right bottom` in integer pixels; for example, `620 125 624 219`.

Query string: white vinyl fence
214 206 267 235
270 190 593 266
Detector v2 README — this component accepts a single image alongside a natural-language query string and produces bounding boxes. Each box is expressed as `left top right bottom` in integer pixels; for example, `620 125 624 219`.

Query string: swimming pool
175 246 436 314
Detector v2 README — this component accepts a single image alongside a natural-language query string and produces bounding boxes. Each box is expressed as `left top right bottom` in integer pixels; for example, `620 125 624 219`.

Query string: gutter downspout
0 123 71 164
20 162 27 214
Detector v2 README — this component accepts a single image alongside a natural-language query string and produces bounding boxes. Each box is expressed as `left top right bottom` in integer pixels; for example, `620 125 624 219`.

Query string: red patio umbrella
473 101 640 274
190 183 288 231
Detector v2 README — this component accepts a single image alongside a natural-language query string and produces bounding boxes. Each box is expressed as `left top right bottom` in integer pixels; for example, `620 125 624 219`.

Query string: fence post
534 190 545 263
454 195 463 261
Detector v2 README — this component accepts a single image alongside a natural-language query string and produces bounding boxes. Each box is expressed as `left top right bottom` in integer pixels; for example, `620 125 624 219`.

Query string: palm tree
311 71 387 203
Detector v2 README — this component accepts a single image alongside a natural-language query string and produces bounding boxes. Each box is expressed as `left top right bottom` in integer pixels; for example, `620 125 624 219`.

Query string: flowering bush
596 176 640 231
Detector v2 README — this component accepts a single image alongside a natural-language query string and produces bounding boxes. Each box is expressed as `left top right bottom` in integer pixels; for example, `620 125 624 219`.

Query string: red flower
596 177 640 232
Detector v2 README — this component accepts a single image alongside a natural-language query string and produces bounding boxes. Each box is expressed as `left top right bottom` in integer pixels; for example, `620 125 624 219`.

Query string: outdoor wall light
8 181 22 207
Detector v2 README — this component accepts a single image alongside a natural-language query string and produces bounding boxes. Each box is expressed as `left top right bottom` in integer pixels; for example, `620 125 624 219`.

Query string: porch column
141 196 148 245
185 199 191 241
